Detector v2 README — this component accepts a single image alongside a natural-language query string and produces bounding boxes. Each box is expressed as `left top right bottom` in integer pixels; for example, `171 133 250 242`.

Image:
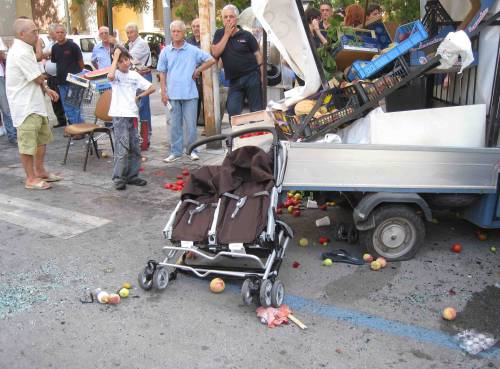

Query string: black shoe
115 182 126 190
53 122 67 128
127 177 147 186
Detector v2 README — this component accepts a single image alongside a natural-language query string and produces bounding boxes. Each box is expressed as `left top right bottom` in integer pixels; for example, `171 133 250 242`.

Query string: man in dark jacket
211 4 264 121
51 24 84 125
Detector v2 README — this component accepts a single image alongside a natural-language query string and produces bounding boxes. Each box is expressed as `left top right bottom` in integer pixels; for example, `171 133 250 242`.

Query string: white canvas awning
252 0 321 110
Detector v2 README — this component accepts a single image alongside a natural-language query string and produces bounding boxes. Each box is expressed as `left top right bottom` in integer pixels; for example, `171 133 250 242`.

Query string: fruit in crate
294 99 316 116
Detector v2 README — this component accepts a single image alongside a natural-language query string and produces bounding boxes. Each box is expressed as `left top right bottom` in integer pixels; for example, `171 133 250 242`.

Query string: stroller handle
187 127 278 154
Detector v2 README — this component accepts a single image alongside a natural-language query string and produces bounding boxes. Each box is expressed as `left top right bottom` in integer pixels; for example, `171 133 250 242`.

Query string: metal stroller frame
138 127 294 307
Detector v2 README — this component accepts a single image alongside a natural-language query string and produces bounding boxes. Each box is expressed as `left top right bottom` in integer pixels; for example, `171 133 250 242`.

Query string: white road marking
0 194 111 239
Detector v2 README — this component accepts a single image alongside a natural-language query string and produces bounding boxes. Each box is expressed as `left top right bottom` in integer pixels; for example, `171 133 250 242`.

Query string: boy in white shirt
107 46 155 190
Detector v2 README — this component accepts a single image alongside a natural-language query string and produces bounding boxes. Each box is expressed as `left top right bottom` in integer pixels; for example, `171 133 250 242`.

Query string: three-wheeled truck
251 0 500 260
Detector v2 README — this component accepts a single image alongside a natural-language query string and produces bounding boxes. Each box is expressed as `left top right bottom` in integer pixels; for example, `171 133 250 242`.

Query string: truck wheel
359 205 425 261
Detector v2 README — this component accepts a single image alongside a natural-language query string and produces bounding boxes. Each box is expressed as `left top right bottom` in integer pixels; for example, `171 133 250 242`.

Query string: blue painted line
225 283 500 358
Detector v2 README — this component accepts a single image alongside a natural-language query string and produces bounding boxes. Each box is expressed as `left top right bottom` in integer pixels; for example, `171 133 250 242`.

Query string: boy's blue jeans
58 84 83 124
169 99 198 157
112 117 141 185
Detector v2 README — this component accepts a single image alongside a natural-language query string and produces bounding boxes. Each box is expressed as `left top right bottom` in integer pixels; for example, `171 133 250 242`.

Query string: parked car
138 31 165 69
38 34 97 71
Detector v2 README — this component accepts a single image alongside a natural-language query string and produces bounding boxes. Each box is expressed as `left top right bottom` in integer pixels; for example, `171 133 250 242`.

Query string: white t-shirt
6 39 48 128
108 69 152 118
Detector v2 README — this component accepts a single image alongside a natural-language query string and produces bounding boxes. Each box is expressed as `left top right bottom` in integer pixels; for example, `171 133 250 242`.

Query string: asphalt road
0 90 499 369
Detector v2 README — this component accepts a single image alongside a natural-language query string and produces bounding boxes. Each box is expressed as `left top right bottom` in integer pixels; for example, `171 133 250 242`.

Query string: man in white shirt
42 24 67 128
0 37 17 143
125 23 153 146
6 19 61 190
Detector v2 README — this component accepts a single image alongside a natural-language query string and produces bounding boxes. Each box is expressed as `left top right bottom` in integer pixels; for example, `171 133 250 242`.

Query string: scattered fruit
363 253 373 263
209 278 225 293
276 208 283 215
108 293 121 305
176 175 183 180
451 243 462 253
294 193 302 201
96 291 109 304
138 167 144 172
476 231 488 241
318 236 330 244
292 261 301 268
176 179 184 185
376 257 387 268
119 288 129 298
370 260 381 271
182 169 189 176
292 209 301 217
299 238 309 247
319 204 328 211
322 258 333 266
491 246 497 253
287 206 294 214
431 218 439 224
122 282 132 289
101 151 109 158
141 156 147 162
442 307 457 321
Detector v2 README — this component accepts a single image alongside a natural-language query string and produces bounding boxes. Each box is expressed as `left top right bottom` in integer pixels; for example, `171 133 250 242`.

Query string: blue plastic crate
347 20 428 81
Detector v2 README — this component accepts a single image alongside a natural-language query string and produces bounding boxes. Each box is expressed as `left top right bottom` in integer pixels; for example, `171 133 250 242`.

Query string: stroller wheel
241 279 254 306
138 266 154 291
259 279 273 307
271 280 285 307
152 268 169 290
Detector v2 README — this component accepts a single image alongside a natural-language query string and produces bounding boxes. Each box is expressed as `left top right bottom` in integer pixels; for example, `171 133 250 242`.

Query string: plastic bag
436 30 474 74
455 330 497 355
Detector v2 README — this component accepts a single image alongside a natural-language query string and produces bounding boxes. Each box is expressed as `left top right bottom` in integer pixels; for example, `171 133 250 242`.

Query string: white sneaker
190 152 199 161
163 154 181 163
0 126 5 137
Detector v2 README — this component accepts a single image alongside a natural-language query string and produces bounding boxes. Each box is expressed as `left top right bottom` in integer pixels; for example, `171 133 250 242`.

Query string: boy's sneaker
190 152 199 161
163 154 181 163
115 182 126 191
127 178 147 186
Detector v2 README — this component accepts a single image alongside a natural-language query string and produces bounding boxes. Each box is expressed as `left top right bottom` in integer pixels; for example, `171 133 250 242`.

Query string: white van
39 34 97 71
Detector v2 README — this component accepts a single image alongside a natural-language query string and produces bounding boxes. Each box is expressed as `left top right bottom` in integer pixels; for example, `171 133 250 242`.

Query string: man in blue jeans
212 4 265 122
0 40 16 144
158 20 215 163
51 24 83 125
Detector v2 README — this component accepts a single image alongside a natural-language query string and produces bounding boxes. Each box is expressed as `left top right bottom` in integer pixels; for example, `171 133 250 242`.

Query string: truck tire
359 205 425 261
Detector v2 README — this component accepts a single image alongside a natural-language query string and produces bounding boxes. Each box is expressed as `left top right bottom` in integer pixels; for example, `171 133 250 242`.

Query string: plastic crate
272 85 360 141
347 20 428 81
355 77 388 103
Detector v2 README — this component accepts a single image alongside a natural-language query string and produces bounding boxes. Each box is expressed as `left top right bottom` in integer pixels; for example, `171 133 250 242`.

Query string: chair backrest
95 89 112 122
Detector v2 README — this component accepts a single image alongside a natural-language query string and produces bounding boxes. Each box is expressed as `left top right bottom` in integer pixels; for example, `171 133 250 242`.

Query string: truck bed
282 143 500 193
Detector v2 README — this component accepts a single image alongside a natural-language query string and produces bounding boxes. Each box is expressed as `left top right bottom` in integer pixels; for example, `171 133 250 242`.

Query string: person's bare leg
19 153 39 186
34 144 48 178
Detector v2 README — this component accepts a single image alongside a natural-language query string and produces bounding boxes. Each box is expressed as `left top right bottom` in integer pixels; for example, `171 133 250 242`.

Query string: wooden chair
62 89 114 171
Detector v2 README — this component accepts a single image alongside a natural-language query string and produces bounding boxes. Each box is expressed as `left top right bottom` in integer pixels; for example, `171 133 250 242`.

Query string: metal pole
107 0 113 35
162 0 171 44
210 0 221 134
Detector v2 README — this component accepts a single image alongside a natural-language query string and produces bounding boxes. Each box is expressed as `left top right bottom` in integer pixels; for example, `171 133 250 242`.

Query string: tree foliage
73 0 150 12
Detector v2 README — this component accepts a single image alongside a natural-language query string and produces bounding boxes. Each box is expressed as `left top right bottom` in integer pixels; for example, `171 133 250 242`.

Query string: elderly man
125 23 152 145
91 26 113 69
41 24 67 128
212 4 264 121
51 24 83 125
158 20 215 163
187 18 204 126
6 19 61 190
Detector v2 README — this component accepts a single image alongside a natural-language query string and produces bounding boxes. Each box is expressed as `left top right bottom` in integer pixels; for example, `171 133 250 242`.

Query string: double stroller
138 128 293 307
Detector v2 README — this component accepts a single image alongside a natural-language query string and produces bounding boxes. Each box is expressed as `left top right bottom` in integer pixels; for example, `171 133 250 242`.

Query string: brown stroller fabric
216 146 275 244
171 166 223 243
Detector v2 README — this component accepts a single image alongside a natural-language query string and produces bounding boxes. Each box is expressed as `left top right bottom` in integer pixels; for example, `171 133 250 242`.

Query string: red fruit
319 236 330 244
292 209 301 217
182 170 189 176
277 203 283 210
139 167 145 172
176 175 183 179
176 180 184 185
276 208 283 215
451 243 462 253
163 183 169 189
292 261 300 268
319 204 327 211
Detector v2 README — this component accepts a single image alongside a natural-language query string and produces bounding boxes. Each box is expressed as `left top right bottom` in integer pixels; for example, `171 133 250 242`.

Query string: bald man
6 19 61 190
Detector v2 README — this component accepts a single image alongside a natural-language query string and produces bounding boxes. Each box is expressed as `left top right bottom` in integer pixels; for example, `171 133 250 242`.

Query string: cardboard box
231 110 275 150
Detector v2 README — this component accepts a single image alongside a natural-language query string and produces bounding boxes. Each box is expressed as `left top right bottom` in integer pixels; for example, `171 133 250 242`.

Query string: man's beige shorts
17 114 53 156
